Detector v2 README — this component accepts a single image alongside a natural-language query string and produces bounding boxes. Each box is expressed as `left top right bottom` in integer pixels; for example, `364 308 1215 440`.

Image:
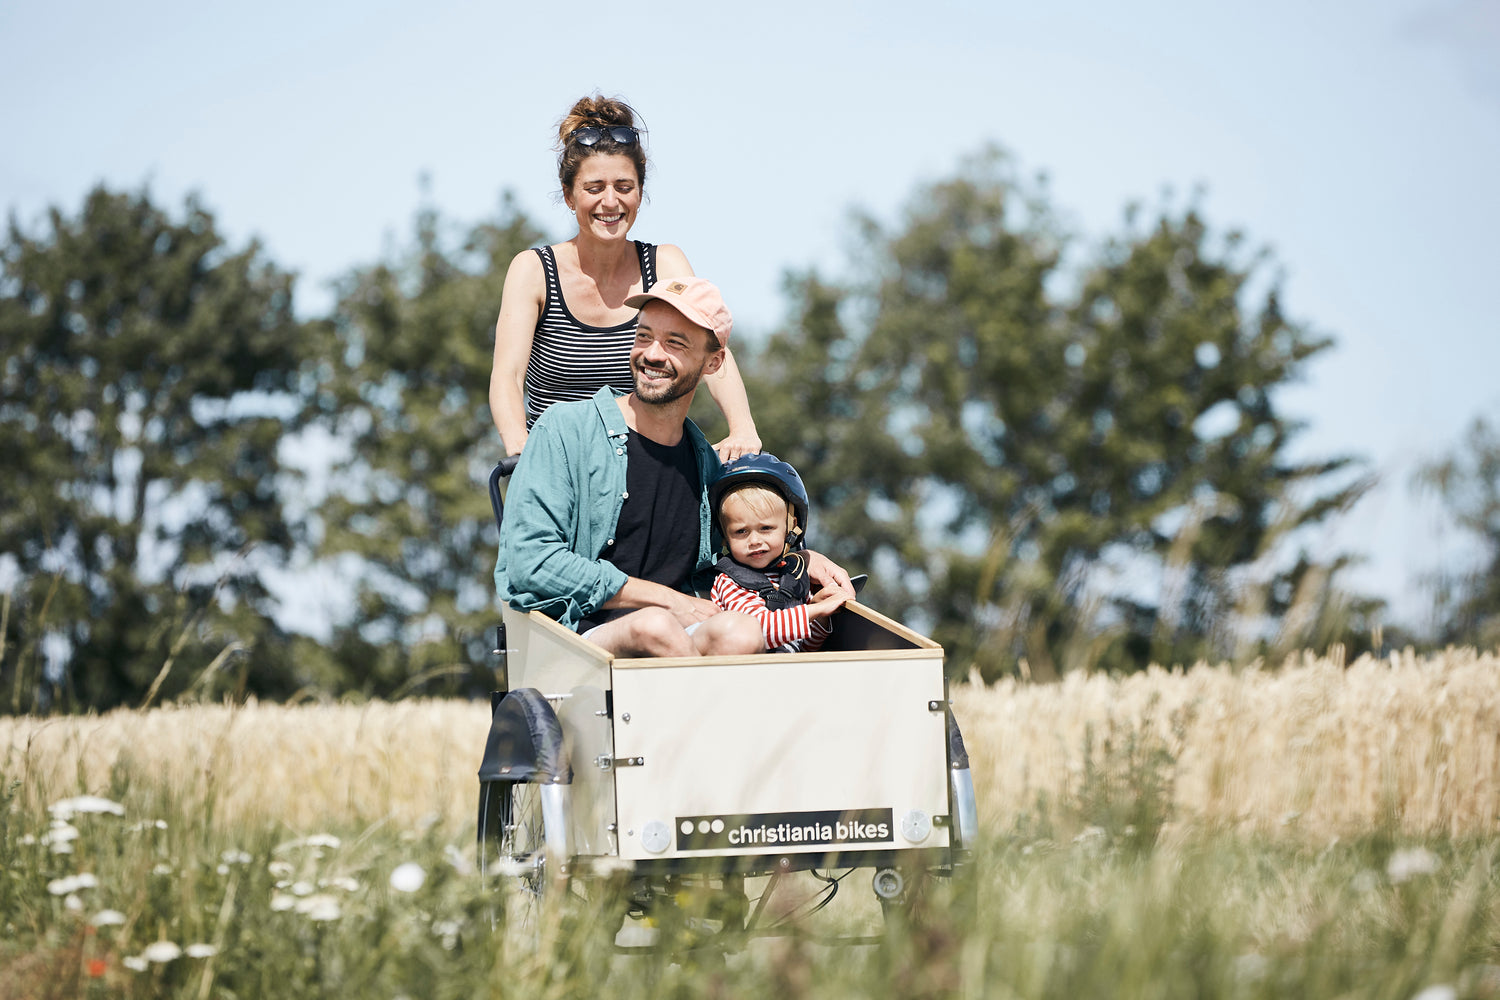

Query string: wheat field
3 647 1496 839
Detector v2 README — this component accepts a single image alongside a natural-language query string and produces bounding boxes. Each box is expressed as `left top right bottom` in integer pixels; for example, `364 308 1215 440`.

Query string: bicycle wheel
478 779 548 932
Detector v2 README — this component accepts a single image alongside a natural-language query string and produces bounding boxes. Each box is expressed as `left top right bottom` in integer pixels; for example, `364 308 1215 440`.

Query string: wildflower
65 894 84 912
142 941 182 963
390 862 426 893
268 860 294 878
48 873 99 895
221 849 253 865
87 958 108 978
17 834 36 846
91 909 127 927
128 820 168 832
50 841 75 856
1388 847 1441 883
444 844 473 875
291 880 315 896
42 821 80 847
49 796 125 820
185 943 218 959
276 834 342 853
151 864 174 876
297 895 341 921
433 919 461 950
270 893 296 912
321 876 360 892
122 955 149 972
1410 986 1457 1000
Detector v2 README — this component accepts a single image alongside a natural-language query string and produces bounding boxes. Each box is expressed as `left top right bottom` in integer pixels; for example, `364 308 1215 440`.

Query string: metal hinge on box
595 755 645 771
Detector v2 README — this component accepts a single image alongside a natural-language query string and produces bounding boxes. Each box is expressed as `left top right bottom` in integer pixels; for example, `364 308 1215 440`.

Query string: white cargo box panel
498 602 951 863
610 643 951 862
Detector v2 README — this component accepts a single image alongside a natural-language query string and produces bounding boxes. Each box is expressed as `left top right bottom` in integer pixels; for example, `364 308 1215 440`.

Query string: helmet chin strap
782 516 803 557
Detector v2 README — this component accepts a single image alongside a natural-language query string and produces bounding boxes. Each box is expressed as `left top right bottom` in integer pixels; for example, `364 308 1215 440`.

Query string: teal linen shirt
494 386 724 631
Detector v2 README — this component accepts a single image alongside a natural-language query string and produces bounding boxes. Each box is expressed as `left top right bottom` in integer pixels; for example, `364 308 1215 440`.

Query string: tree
308 196 545 697
736 151 1372 679
0 187 315 711
1413 416 1500 649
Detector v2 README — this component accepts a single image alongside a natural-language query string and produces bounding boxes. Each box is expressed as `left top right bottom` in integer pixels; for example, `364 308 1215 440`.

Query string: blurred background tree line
2 156 1495 711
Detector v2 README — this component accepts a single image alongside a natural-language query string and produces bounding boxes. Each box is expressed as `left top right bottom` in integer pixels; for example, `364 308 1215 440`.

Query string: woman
488 95 761 460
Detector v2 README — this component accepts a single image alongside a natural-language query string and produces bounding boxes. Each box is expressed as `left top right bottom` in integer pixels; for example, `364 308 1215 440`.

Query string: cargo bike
477 458 978 950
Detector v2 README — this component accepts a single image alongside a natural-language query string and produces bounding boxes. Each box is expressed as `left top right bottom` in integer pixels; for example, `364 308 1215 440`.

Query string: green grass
4 772 1498 1000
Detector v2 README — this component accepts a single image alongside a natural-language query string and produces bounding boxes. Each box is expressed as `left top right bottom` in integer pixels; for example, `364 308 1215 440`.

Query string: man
495 277 852 657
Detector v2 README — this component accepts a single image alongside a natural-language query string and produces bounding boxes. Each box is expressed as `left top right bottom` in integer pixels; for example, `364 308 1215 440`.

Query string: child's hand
806 588 850 621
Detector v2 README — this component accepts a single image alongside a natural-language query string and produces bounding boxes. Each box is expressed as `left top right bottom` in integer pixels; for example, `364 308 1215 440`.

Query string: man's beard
631 354 704 405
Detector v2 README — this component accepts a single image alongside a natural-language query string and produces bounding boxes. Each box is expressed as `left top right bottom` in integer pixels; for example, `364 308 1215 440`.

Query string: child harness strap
713 552 811 610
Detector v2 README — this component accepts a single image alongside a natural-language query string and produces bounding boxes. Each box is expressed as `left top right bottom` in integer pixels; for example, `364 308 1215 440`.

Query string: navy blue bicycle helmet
709 453 810 552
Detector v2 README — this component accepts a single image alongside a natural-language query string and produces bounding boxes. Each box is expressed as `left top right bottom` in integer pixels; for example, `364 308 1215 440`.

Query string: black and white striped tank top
522 241 658 427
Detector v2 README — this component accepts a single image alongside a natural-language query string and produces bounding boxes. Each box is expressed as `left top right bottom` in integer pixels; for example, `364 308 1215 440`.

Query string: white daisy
49 796 125 820
142 941 182 963
1388 847 1441 883
389 862 426 893
297 895 341 921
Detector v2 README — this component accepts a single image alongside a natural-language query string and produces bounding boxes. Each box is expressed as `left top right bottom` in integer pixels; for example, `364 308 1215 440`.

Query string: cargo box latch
595 755 645 771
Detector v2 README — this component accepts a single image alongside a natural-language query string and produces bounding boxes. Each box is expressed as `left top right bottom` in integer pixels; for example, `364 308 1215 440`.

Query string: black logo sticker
675 808 894 851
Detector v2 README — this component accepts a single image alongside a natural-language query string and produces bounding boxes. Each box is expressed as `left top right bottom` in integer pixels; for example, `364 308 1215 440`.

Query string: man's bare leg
584 608 696 658
583 609 763 658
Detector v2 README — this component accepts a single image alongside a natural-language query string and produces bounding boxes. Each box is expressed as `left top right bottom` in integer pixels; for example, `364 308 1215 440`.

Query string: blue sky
4 0 1497 629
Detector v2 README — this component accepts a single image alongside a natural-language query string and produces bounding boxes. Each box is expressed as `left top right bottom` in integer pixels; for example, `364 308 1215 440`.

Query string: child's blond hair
718 483 791 525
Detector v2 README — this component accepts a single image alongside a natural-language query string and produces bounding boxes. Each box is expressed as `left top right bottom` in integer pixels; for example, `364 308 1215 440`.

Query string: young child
708 454 849 653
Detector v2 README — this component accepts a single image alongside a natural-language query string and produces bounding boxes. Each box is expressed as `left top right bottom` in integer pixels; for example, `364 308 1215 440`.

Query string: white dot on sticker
698 820 710 834
680 821 693 835
711 819 724 834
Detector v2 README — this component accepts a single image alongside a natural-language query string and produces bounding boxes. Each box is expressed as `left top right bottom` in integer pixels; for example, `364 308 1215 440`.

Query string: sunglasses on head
567 125 639 147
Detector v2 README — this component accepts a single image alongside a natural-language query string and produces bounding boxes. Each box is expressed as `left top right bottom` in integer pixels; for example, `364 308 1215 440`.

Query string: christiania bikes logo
675 808 894 851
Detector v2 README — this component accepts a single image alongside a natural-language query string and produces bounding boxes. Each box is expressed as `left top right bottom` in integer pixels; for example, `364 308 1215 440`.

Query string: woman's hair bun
556 94 639 145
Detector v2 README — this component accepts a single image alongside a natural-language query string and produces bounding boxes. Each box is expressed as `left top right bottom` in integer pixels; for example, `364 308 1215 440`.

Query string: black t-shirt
579 429 701 630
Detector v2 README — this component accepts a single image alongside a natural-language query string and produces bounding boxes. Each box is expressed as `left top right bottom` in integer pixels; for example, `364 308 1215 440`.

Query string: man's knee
592 608 694 657
694 612 765 656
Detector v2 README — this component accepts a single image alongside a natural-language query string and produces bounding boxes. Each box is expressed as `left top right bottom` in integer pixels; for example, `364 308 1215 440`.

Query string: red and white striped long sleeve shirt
710 571 834 653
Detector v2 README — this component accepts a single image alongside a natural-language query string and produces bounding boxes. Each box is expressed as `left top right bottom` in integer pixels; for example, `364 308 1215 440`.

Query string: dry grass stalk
3 646 1496 839
953 645 1500 839
0 698 490 831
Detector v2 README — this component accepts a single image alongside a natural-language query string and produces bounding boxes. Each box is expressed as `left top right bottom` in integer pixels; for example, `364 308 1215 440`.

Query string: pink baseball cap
625 276 733 349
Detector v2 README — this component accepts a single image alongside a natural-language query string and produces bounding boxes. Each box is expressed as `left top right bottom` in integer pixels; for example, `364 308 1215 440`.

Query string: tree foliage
1413 416 1500 649
735 151 1371 679
0 187 314 710
3 157 1388 711
306 197 545 697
